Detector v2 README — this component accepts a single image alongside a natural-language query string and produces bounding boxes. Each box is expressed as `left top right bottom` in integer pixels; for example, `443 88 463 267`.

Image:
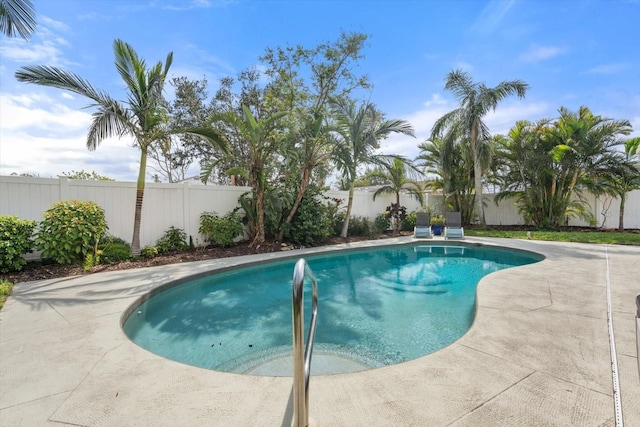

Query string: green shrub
199 210 244 247
287 193 333 246
348 216 378 238
402 212 417 231
99 243 132 264
1 278 14 310
374 213 391 233
97 234 132 264
36 200 107 265
141 245 158 259
156 226 189 253
0 216 36 273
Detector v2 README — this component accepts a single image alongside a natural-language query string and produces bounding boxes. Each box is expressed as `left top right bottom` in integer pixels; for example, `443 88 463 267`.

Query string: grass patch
0 279 14 310
465 230 640 246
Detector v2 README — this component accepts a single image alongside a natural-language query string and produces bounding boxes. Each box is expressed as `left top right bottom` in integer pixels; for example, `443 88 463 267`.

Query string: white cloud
453 61 474 72
585 63 630 75
0 92 140 181
519 45 567 62
471 0 516 35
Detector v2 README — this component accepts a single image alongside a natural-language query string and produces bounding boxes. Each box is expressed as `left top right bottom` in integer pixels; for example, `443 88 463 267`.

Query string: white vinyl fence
1 176 638 249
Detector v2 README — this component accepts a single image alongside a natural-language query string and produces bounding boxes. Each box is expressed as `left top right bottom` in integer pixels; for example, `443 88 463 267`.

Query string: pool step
243 352 372 376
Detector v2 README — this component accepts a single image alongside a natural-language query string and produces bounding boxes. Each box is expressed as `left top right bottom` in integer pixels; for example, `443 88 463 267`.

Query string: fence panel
1 176 638 250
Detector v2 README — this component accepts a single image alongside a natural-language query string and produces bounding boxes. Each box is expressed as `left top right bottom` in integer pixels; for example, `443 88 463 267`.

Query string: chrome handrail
292 259 318 427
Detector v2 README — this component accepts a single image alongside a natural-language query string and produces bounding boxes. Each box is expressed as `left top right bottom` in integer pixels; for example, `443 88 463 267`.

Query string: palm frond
0 0 36 40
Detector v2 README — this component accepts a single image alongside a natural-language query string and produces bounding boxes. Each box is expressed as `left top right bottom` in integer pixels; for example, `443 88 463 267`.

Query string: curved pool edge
119 237 545 329
4 237 637 426
119 237 546 376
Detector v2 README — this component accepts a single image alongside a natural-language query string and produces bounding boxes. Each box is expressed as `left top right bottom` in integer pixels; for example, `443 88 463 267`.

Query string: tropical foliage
431 69 528 225
0 0 36 40
330 98 415 237
494 107 634 228
15 39 226 253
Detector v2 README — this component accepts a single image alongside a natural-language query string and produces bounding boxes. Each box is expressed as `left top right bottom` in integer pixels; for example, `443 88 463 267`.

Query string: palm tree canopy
0 0 36 40
431 69 529 143
15 39 175 151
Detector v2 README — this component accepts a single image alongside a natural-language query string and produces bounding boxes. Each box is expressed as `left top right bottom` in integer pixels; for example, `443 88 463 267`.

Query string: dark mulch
1 233 408 284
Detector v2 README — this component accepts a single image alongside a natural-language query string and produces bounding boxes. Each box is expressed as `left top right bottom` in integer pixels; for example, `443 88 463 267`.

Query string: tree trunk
251 189 265 247
471 128 485 226
277 168 311 242
393 192 401 235
618 193 626 232
340 183 355 238
131 147 148 255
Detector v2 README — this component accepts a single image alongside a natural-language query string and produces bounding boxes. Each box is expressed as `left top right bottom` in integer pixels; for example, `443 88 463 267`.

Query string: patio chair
413 212 432 238
444 212 464 239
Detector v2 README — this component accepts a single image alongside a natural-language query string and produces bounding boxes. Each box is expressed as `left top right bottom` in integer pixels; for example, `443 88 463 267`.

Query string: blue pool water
123 244 542 375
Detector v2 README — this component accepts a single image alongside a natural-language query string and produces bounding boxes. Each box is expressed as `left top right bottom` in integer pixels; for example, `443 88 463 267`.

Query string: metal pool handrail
292 259 318 427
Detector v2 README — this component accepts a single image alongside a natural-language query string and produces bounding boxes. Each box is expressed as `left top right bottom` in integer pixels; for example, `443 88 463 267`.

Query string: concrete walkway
1 237 638 426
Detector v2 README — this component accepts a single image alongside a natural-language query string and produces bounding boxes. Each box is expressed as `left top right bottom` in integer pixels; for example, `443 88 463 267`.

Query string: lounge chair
413 212 432 238
444 212 464 239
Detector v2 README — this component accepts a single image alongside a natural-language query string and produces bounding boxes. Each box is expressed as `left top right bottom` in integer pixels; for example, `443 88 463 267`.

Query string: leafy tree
432 69 528 225
371 158 424 233
15 39 226 253
330 98 415 237
495 107 633 228
59 170 114 181
261 31 371 240
148 76 215 183
416 135 476 224
626 137 640 157
201 105 287 246
602 150 640 231
0 0 36 40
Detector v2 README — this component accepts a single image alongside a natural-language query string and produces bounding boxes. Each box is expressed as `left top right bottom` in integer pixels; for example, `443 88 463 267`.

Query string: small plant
199 210 244 247
374 213 391 233
384 203 407 235
155 226 189 253
83 250 102 271
430 214 445 226
98 234 132 264
36 200 108 265
402 212 417 231
141 245 158 259
0 215 36 273
348 216 378 238
1 279 14 310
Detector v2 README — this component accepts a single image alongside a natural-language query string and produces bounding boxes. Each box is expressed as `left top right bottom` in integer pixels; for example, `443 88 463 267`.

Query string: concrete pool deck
1 237 638 426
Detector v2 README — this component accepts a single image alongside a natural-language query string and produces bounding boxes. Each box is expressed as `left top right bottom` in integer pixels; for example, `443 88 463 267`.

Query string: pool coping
1 236 639 426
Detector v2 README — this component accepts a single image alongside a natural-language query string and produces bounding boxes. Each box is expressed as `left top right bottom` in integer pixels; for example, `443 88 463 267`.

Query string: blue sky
1 0 638 181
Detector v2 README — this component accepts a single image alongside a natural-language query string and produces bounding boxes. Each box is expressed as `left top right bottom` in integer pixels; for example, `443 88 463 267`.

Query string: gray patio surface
1 237 638 426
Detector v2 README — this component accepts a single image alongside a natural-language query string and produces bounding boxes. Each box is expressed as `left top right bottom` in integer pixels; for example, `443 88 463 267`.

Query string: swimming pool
123 243 542 375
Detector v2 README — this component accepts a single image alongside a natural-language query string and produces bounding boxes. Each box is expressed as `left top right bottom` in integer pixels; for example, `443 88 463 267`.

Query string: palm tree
416 135 476 224
15 39 225 253
371 158 424 234
496 107 633 228
201 105 287 247
0 0 36 40
431 69 528 225
330 98 415 237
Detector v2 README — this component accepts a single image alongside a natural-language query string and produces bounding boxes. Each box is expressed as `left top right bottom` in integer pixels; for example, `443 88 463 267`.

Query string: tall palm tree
0 0 36 40
416 135 476 224
201 105 287 247
15 39 225 253
330 98 415 237
431 69 528 225
371 158 424 233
